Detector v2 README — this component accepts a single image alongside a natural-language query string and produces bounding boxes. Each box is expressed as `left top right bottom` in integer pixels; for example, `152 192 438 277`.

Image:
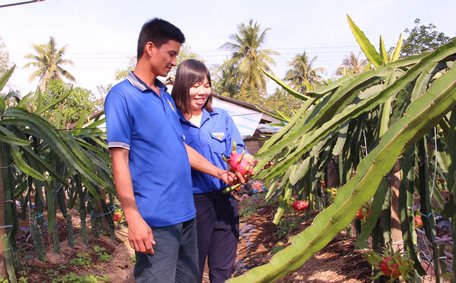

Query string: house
211 94 280 154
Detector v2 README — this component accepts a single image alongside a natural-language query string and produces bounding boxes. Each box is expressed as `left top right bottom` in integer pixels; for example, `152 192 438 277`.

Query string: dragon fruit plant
367 250 413 282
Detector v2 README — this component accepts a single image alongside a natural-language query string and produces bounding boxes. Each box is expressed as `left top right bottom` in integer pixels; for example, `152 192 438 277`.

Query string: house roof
212 94 281 138
212 93 279 124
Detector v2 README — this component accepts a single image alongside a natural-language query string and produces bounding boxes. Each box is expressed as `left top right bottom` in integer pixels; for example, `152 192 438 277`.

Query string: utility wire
0 0 44 8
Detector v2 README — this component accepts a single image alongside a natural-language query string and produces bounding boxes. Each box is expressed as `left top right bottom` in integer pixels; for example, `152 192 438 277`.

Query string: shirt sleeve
104 89 131 150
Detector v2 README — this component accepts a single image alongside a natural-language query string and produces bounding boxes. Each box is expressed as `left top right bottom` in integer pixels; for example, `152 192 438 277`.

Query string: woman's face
189 76 211 112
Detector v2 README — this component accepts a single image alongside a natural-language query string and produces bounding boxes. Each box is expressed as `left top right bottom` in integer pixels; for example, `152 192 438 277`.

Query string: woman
172 59 245 283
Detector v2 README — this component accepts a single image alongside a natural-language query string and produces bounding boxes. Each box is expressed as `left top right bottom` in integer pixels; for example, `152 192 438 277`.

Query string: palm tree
221 19 278 103
284 51 325 92
213 60 240 98
336 52 368 76
23 37 75 90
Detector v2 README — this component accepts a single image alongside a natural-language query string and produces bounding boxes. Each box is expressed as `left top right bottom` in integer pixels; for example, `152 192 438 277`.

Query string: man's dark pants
134 219 198 283
194 191 239 283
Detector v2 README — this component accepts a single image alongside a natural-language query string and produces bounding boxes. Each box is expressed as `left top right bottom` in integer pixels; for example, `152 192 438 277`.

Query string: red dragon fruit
112 208 124 224
379 256 401 277
292 200 309 211
224 141 257 177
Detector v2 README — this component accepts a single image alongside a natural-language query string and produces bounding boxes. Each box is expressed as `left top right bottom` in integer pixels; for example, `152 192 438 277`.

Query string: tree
23 37 75 90
221 19 278 103
336 52 368 76
284 51 325 92
212 60 240 97
264 88 302 117
401 18 453 57
95 83 113 111
0 37 10 75
30 79 96 127
114 56 136 81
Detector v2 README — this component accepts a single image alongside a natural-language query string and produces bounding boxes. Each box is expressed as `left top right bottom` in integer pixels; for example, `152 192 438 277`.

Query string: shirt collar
127 71 167 93
202 108 218 120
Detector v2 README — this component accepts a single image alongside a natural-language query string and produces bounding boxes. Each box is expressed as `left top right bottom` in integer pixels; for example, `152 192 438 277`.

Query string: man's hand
217 169 247 185
234 171 247 184
126 214 155 254
217 169 236 185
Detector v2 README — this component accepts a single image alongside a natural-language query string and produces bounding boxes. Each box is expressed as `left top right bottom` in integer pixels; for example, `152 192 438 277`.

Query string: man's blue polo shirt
104 72 195 227
179 108 245 194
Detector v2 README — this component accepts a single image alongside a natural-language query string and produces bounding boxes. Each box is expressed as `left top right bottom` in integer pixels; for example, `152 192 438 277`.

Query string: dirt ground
17 204 371 283
17 221 135 282
17 197 449 282
228 205 371 283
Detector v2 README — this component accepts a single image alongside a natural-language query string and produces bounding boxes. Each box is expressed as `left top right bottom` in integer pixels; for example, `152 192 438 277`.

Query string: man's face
149 40 180 77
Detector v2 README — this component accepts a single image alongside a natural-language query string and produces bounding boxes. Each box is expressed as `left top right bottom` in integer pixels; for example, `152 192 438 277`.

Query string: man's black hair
137 18 185 59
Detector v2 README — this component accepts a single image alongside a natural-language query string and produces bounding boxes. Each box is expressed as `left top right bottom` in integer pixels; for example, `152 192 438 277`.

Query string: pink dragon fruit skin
228 152 254 176
225 141 256 177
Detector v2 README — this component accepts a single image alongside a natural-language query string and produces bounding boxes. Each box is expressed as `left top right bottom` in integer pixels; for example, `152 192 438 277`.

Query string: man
104 18 237 282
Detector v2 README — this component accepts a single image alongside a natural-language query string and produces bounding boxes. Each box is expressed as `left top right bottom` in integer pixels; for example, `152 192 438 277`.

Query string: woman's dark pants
194 191 239 283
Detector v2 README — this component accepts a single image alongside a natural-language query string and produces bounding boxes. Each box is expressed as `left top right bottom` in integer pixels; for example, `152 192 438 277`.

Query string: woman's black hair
172 59 213 116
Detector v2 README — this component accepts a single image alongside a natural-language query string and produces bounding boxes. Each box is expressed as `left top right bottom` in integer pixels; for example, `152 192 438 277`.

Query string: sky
0 0 455 97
